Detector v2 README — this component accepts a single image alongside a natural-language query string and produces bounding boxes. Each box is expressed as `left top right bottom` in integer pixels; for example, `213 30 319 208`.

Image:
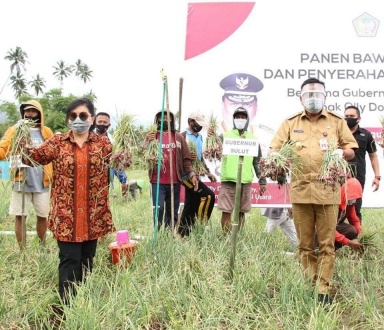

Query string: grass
0 170 384 329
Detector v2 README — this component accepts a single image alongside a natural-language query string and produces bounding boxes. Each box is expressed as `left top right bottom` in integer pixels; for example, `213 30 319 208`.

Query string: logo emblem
235 76 249 90
353 12 380 37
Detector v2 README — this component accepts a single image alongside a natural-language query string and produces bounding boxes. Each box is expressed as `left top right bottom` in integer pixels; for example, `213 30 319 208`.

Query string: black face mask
96 124 109 134
24 115 40 123
345 118 359 128
192 123 202 133
157 121 168 131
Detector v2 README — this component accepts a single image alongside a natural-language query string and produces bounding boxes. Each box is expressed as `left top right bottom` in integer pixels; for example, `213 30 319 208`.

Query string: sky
0 0 191 126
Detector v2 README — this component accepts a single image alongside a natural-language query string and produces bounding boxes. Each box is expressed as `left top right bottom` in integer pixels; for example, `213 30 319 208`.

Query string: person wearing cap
217 107 266 232
269 78 358 304
0 100 53 247
179 111 216 237
94 112 128 196
335 177 363 251
143 111 198 231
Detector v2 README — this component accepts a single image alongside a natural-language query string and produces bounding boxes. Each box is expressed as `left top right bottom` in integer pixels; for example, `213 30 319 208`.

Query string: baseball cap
188 111 208 127
233 107 248 118
23 105 39 111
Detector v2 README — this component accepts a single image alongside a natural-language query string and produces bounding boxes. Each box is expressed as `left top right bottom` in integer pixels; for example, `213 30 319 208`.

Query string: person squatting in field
179 111 216 237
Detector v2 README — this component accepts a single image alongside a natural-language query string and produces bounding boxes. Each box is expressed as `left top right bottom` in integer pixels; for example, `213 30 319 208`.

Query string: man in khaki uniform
270 78 358 304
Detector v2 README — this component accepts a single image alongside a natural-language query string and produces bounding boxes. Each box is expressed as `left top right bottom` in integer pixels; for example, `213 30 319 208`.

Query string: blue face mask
68 117 91 134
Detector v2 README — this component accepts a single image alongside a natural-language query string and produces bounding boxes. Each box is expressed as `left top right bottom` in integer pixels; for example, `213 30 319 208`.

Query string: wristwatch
375 176 381 180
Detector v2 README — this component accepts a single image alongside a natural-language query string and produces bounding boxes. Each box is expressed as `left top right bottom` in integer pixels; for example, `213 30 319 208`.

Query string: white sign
222 138 259 156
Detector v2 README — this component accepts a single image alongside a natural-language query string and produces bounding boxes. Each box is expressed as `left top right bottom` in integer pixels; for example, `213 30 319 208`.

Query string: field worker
269 78 358 304
262 207 298 250
127 179 143 200
335 177 363 251
144 111 198 231
0 100 53 247
217 107 266 233
344 105 380 222
94 112 128 196
179 111 216 237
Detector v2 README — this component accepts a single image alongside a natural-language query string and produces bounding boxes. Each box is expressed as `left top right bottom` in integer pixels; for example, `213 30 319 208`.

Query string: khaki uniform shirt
270 109 358 204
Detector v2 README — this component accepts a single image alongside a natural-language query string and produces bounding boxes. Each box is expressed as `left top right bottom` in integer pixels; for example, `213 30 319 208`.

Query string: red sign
180 182 291 207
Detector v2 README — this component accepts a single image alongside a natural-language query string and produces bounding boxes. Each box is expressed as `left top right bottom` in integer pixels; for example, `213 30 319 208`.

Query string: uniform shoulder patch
287 111 302 120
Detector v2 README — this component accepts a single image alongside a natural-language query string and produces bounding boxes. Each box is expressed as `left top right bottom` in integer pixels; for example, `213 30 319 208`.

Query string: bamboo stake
164 75 175 230
175 77 184 234
229 155 244 280
153 70 167 246
21 173 27 250
178 77 184 132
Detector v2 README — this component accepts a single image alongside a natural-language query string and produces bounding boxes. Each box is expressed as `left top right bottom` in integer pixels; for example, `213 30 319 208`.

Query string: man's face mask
347 199 356 205
234 118 247 130
191 120 202 133
345 118 359 128
96 124 110 134
301 90 325 114
24 112 41 124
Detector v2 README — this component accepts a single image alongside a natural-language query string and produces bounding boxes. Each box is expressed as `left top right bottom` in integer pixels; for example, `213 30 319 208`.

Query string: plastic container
108 240 138 265
116 230 130 245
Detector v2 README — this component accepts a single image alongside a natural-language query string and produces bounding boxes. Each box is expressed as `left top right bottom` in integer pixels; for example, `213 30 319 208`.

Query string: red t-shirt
150 132 177 184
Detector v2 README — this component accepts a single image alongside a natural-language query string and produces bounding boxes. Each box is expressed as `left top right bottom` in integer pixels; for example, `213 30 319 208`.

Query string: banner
180 1 384 207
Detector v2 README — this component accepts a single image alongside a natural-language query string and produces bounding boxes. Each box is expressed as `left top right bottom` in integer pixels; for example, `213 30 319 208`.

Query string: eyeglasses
68 112 90 121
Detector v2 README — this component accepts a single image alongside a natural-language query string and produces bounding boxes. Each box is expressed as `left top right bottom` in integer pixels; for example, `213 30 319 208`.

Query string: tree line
0 46 95 136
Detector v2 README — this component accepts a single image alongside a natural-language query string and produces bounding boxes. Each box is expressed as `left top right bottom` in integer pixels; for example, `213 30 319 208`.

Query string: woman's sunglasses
68 112 90 121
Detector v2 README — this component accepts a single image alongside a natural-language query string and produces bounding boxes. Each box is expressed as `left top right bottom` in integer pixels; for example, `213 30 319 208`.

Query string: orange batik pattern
29 131 115 242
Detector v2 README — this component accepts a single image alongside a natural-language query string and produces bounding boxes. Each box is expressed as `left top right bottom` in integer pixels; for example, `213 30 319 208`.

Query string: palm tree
84 89 97 102
75 60 93 83
74 59 83 75
52 60 74 87
9 72 28 98
29 74 46 96
0 46 29 96
4 46 28 74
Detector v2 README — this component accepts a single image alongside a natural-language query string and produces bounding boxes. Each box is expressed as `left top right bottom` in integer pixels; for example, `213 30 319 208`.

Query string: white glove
332 149 344 158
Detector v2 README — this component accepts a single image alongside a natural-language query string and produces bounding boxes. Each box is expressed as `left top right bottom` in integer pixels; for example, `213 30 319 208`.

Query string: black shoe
318 294 333 305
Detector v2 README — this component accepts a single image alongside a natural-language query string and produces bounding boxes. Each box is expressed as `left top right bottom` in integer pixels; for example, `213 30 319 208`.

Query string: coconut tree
84 89 97 102
0 46 29 96
52 60 74 87
9 72 28 98
29 74 46 96
76 62 93 83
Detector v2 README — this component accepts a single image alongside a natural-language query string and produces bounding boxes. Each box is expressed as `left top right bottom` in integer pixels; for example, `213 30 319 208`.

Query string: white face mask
68 117 91 134
303 98 324 113
234 118 247 130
